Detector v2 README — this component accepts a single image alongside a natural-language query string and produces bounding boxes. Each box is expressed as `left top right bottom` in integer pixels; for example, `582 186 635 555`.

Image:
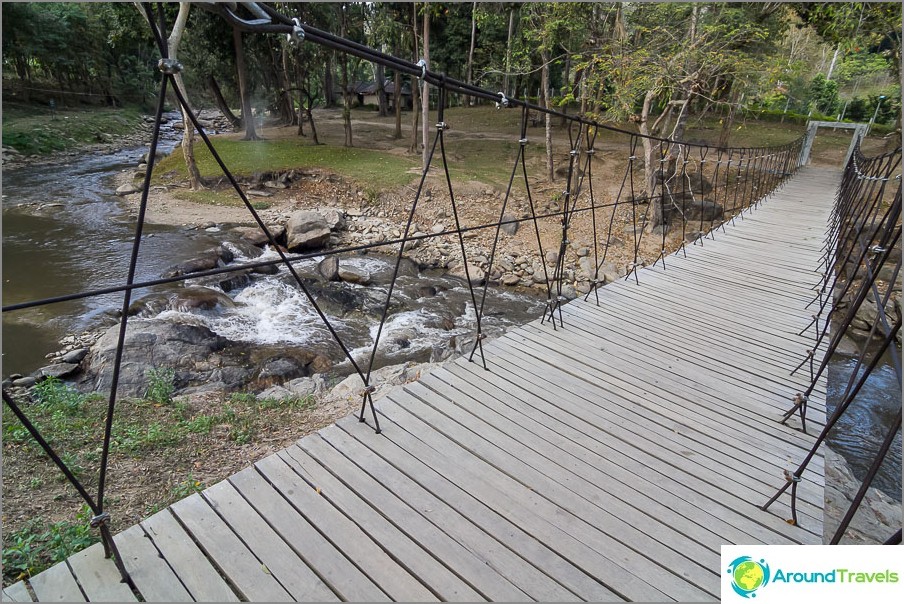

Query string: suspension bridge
3 3 901 602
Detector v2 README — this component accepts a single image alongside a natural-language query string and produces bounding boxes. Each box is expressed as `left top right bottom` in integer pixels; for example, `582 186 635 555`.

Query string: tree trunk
169 4 202 190
409 3 421 155
421 7 431 169
394 67 403 138
324 54 336 107
504 7 517 97
466 1 477 105
207 75 242 129
638 89 660 228
305 91 320 145
826 46 840 80
280 43 297 126
409 75 420 154
376 63 388 117
338 4 353 147
541 50 554 183
233 26 259 141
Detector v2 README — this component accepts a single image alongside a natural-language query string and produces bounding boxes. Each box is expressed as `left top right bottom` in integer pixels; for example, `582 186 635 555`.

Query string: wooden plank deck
7 167 838 602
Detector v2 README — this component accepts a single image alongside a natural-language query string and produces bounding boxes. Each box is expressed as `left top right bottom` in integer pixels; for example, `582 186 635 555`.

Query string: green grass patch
1 506 99 583
2 374 326 583
1 104 143 155
154 138 418 192
173 188 272 210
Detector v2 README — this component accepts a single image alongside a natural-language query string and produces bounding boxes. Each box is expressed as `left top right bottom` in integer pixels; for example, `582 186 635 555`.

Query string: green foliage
1 3 157 106
145 368 176 406
33 377 88 413
808 74 840 115
2 506 99 583
1 105 143 155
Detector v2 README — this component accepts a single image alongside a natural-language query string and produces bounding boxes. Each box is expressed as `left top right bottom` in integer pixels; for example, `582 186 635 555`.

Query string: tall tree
167 3 203 189
421 4 430 168
232 25 259 140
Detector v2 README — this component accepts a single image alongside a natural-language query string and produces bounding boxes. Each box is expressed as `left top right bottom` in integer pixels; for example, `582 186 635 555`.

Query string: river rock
79 320 237 397
61 348 90 364
129 287 235 317
287 211 331 251
115 183 141 196
255 356 309 387
318 256 340 281
12 376 37 388
338 265 372 285
162 251 222 278
502 274 521 286
824 447 901 544
39 363 80 379
286 375 328 398
256 385 295 400
235 225 287 247
319 207 347 230
500 213 519 236
447 262 486 286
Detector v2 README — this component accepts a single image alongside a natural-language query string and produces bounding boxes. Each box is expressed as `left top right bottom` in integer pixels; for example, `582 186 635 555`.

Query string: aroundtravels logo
722 546 902 603
727 556 771 598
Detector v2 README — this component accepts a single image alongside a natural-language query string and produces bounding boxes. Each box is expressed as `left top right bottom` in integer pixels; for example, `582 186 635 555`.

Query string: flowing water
827 351 902 500
1 117 543 379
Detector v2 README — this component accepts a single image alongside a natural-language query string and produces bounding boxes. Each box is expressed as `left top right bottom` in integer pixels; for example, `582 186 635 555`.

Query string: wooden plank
315 425 580 601
386 389 716 601
487 342 826 497
66 543 137 602
330 417 622 601
498 329 827 472
253 454 437 602
566 301 823 397
141 509 239 602
113 524 193 602
27 563 84 603
202 481 340 602
279 445 488 602
526 312 828 423
480 344 822 528
372 400 674 602
298 433 544 601
439 359 819 544
1 582 33 602
229 466 391 602
169 494 294 602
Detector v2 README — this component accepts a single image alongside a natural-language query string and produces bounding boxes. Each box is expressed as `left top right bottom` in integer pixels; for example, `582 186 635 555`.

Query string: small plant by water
145 367 176 405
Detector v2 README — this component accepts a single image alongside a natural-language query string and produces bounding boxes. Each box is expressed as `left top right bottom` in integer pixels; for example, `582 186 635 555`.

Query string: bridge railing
2 2 807 583
765 139 901 543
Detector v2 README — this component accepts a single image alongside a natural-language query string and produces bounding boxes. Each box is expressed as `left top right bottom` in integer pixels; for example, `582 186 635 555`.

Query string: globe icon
733 560 765 592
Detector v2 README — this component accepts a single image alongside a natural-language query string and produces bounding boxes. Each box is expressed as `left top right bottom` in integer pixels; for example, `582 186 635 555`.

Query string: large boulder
234 225 287 247
161 247 233 278
128 286 235 318
78 320 237 397
286 211 331 251
447 262 486 286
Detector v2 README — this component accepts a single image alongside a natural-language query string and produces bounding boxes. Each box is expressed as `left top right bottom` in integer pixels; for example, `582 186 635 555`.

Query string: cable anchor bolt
157 58 183 75
783 469 803 483
287 18 305 44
